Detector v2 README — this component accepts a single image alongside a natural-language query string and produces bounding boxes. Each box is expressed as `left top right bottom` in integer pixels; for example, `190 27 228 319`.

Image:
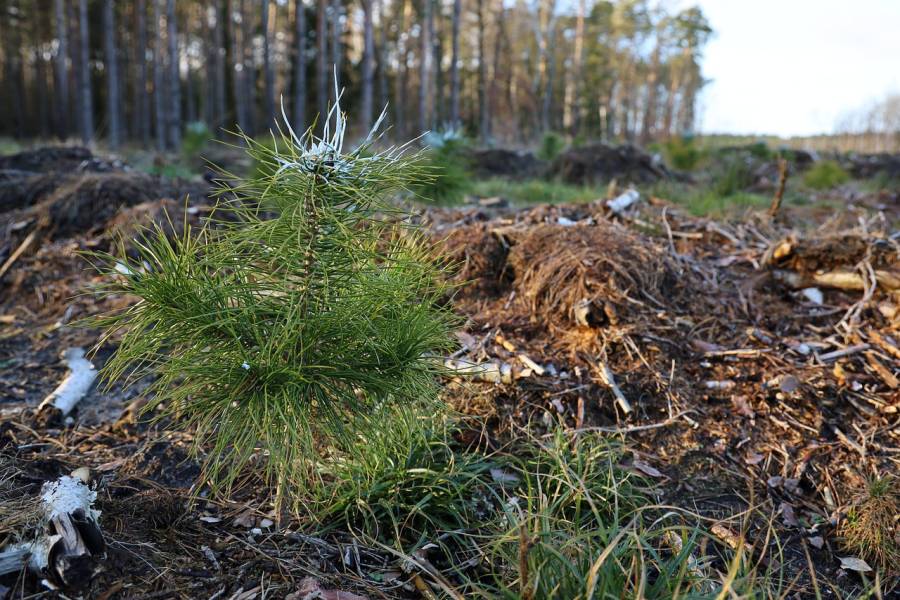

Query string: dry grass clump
439 223 511 296
507 221 673 330
0 459 41 546
838 476 900 571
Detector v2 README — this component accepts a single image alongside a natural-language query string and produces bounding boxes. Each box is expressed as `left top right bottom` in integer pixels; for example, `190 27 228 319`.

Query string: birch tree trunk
103 0 122 148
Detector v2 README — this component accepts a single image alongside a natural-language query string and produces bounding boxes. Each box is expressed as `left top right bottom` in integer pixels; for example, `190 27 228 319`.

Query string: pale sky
685 0 900 137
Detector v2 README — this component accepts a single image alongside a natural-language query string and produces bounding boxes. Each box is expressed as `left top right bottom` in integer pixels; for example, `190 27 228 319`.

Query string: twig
593 360 633 415
816 343 869 363
0 230 37 281
768 158 789 217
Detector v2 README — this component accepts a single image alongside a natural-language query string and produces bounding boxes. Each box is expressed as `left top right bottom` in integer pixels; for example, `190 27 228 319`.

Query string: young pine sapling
91 98 456 509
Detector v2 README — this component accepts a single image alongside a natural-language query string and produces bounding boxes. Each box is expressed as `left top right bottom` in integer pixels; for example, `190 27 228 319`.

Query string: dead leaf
808 536 824 549
838 556 872 572
632 458 664 478
744 451 765 465
232 509 256 528
780 502 799 527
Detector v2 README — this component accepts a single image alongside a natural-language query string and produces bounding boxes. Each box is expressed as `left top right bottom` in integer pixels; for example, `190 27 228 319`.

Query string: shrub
537 131 566 162
91 102 457 508
803 160 850 190
415 128 472 204
663 136 703 171
182 121 212 157
712 155 755 197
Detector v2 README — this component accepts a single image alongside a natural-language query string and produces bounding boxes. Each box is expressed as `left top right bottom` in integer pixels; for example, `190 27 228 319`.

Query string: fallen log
0 470 105 587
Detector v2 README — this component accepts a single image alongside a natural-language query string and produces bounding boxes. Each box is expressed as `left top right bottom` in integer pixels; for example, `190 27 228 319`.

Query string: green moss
471 178 604 205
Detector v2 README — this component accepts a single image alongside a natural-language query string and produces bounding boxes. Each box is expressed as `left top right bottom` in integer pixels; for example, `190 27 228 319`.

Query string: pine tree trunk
571 0 585 135
476 0 488 140
262 0 275 128
433 7 443 124
167 0 181 147
153 0 167 150
418 0 432 133
135 0 151 145
376 0 388 114
360 0 374 130
292 0 306 128
240 0 256 134
316 0 327 123
53 0 70 139
393 0 410 137
103 0 122 148
329 0 341 94
229 0 247 134
33 9 52 137
78 0 93 144
448 0 460 126
214 1 227 130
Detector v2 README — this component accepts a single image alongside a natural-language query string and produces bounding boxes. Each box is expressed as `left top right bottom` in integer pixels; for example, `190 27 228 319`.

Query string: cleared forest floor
1 145 898 598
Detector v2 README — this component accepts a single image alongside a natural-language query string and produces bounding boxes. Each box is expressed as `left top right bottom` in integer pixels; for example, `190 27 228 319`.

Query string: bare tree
292 0 307 127
103 0 122 148
78 0 93 143
262 0 275 128
360 0 374 129
53 0 70 138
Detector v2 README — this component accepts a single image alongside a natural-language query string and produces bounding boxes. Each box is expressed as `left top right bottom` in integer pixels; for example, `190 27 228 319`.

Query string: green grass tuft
803 160 850 190
471 178 604 206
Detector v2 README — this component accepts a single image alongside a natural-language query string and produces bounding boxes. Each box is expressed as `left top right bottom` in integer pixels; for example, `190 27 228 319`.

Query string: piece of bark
0 472 105 587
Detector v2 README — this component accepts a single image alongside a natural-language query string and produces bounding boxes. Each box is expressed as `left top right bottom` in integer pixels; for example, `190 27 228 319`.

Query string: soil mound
468 148 546 180
0 146 95 173
440 223 511 295
549 143 668 185
506 222 674 332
